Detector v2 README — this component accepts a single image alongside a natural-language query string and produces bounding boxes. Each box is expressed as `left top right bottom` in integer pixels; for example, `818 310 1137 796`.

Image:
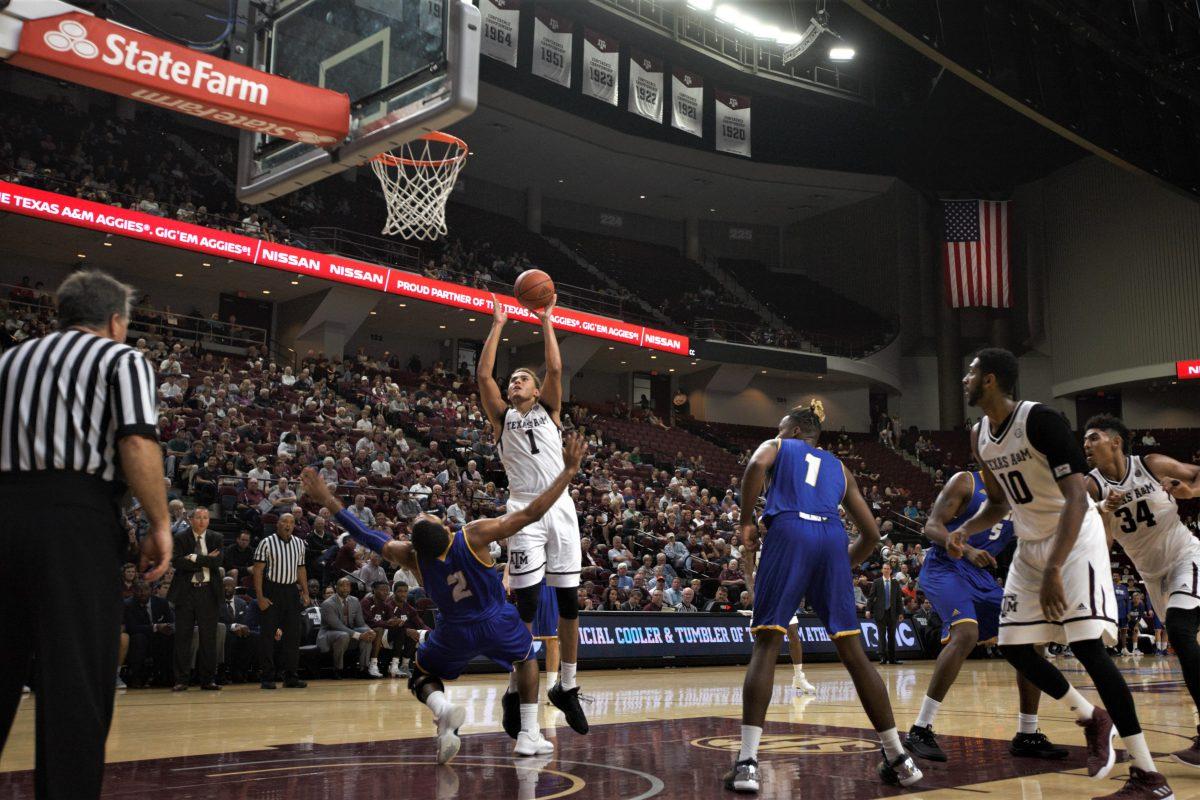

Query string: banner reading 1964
532 9 573 88
582 29 619 105
478 0 520 67
671 68 703 137
628 50 663 122
715 88 751 157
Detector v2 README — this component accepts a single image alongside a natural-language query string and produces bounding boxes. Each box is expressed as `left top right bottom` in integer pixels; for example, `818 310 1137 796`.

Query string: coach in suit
169 507 223 690
869 562 905 664
318 577 376 674
123 580 175 687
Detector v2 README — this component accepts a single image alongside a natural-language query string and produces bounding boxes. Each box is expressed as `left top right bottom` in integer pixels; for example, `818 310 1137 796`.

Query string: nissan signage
1178 360 1200 380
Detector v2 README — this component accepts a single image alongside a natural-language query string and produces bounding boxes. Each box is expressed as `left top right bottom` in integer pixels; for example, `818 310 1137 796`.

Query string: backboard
236 0 479 204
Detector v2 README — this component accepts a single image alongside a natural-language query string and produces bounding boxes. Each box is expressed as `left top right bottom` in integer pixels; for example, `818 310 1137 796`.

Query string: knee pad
408 669 443 697
555 586 579 620
515 584 541 623
1166 607 1200 648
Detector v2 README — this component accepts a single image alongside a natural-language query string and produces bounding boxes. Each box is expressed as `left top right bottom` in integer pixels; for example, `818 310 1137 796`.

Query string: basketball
514 269 555 310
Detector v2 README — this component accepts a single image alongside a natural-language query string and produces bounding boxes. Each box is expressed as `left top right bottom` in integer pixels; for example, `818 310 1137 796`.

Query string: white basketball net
370 133 468 241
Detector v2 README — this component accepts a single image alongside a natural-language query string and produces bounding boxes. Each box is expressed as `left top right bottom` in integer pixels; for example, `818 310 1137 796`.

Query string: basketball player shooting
727 404 923 794
478 292 589 739
1083 413 1200 767
954 348 1173 800
298 432 584 764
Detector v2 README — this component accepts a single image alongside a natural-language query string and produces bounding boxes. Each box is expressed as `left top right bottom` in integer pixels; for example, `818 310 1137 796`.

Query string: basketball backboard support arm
235 0 480 205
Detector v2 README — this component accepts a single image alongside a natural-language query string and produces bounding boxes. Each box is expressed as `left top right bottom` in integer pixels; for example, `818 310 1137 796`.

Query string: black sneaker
260 680 277 690
502 689 521 740
283 678 307 688
878 749 923 787
722 758 759 793
1010 730 1069 759
548 682 589 735
905 724 948 762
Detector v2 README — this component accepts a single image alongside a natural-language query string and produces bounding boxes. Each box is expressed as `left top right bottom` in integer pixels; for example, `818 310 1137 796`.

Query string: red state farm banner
0 180 689 355
8 12 349 145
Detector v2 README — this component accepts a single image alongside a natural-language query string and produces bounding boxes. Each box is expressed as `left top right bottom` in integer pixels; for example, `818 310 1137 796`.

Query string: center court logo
43 20 99 59
692 733 877 755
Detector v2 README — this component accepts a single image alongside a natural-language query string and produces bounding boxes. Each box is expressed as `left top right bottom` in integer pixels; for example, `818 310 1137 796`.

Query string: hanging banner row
478 0 751 158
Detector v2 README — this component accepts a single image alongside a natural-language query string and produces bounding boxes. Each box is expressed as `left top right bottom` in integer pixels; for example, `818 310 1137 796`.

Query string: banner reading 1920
715 89 751 157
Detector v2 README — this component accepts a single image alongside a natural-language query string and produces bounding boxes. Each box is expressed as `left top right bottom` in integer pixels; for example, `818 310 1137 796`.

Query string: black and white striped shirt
0 329 158 482
255 533 306 584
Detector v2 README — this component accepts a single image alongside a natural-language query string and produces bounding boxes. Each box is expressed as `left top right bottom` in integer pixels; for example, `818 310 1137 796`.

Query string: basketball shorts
998 511 1117 646
1139 553 1200 626
750 514 859 639
532 581 559 638
505 492 582 590
919 553 1003 644
414 604 533 681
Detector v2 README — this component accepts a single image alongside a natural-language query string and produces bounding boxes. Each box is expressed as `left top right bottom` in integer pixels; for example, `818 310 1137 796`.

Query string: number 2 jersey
1089 454 1200 578
977 400 1093 542
415 527 508 626
499 402 565 497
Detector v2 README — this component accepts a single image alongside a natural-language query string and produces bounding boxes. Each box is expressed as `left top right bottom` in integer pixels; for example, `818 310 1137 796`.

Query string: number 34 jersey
499 403 565 496
1089 455 1200 578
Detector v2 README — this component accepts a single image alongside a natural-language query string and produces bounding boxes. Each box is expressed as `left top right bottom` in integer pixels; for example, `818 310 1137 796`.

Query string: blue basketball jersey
932 471 1014 559
415 528 506 625
762 438 846 522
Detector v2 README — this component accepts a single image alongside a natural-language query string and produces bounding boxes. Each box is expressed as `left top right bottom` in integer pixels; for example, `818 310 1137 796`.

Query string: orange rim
371 131 468 168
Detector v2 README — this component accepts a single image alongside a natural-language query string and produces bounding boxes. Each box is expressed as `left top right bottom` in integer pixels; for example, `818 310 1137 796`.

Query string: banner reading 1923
532 9 573 88
582 29 619 105
628 50 663 122
478 0 520 67
715 89 751 157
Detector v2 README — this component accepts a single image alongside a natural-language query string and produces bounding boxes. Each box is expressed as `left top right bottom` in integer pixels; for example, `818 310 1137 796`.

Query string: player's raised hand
299 467 331 504
490 293 508 326
563 431 586 470
534 293 557 325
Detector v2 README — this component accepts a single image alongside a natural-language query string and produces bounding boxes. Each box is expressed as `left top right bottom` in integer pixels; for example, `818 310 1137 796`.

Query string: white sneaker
793 672 816 694
388 660 402 678
367 662 383 678
435 704 467 765
515 730 555 756
115 674 127 689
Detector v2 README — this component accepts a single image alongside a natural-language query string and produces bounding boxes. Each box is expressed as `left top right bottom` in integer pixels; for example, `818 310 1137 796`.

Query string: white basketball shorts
505 491 582 590
998 511 1118 646
1144 555 1200 622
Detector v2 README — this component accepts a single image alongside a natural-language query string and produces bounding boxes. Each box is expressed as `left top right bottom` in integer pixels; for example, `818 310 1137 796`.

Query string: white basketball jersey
1089 455 1199 577
977 401 1096 542
499 403 564 496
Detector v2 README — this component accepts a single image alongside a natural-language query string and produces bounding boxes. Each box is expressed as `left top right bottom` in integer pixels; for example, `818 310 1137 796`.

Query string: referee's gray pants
0 472 124 799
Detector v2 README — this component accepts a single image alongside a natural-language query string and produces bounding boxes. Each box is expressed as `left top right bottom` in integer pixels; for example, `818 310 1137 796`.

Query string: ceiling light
829 46 856 61
262 290 270 295
557 179 565 184
502 337 509 342
175 273 183 278
669 368 675 372
709 208 716 212
761 369 767 374
202 262 211 267
290 280 299 285
639 194 646 199
438 324 446 329
103 241 112 247
533 330 540 335
687 0 714 9
369 311 377 315
76 253 86 258
650 355 657 360
775 31 803 46
714 4 742 26
691 361 698 365
468 317 476 322
620 361 627 365
608 346 614 350
468 151 475 155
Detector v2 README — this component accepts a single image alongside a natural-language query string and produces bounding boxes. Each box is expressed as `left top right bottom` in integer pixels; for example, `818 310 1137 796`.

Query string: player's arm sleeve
334 509 390 554
1026 404 1088 479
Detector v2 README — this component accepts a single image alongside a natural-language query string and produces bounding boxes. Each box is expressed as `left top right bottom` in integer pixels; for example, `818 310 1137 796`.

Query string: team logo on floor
691 733 878 755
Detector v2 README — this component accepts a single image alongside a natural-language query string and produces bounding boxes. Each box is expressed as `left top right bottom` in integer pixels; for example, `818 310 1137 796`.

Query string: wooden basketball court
3 658 1199 798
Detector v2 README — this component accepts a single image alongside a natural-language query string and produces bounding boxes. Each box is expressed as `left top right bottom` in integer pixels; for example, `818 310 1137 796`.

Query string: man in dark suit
122 580 174 687
169 507 223 690
869 563 905 664
219 577 260 682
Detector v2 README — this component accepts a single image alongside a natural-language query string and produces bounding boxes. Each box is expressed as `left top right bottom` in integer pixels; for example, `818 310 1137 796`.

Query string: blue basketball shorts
919 553 1003 644
414 604 533 680
532 582 559 638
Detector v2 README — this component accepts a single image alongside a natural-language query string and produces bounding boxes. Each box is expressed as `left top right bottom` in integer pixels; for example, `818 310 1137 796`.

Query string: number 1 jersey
499 403 565 497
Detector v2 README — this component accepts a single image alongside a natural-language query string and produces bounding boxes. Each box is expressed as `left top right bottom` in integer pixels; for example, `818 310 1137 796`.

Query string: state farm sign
8 12 348 145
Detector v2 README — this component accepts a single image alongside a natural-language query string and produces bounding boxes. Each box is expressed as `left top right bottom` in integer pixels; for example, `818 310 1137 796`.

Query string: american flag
941 199 1011 308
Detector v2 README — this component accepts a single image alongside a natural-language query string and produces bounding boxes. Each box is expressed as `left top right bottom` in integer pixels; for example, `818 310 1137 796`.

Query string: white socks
793 664 804 675
1123 733 1156 773
1059 686 1095 722
520 703 539 734
915 696 941 729
369 658 377 667
739 725 762 762
1018 712 1038 734
546 671 558 688
426 690 451 719
879 727 905 761
560 662 577 690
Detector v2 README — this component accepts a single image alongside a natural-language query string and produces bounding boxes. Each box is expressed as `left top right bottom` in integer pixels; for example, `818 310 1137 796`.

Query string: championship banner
532 9 572 88
0 180 690 355
628 50 663 122
581 29 619 105
478 0 520 67
715 89 751 157
671 68 703 137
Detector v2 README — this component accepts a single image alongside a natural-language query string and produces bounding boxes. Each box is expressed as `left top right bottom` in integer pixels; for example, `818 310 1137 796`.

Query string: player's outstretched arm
466 433 585 547
738 438 779 553
1145 453 1200 500
299 468 415 570
841 465 880 566
477 294 509 429
533 294 562 417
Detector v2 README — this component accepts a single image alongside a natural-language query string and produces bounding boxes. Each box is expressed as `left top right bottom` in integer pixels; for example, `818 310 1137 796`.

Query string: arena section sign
469 612 925 670
0 7 349 146
0 180 688 355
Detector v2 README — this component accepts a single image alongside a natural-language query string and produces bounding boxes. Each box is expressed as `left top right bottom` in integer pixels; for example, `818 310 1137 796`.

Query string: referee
252 513 310 689
0 270 170 799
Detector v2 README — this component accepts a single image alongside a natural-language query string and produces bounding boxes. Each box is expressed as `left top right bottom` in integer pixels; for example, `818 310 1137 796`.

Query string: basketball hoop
370 131 468 241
